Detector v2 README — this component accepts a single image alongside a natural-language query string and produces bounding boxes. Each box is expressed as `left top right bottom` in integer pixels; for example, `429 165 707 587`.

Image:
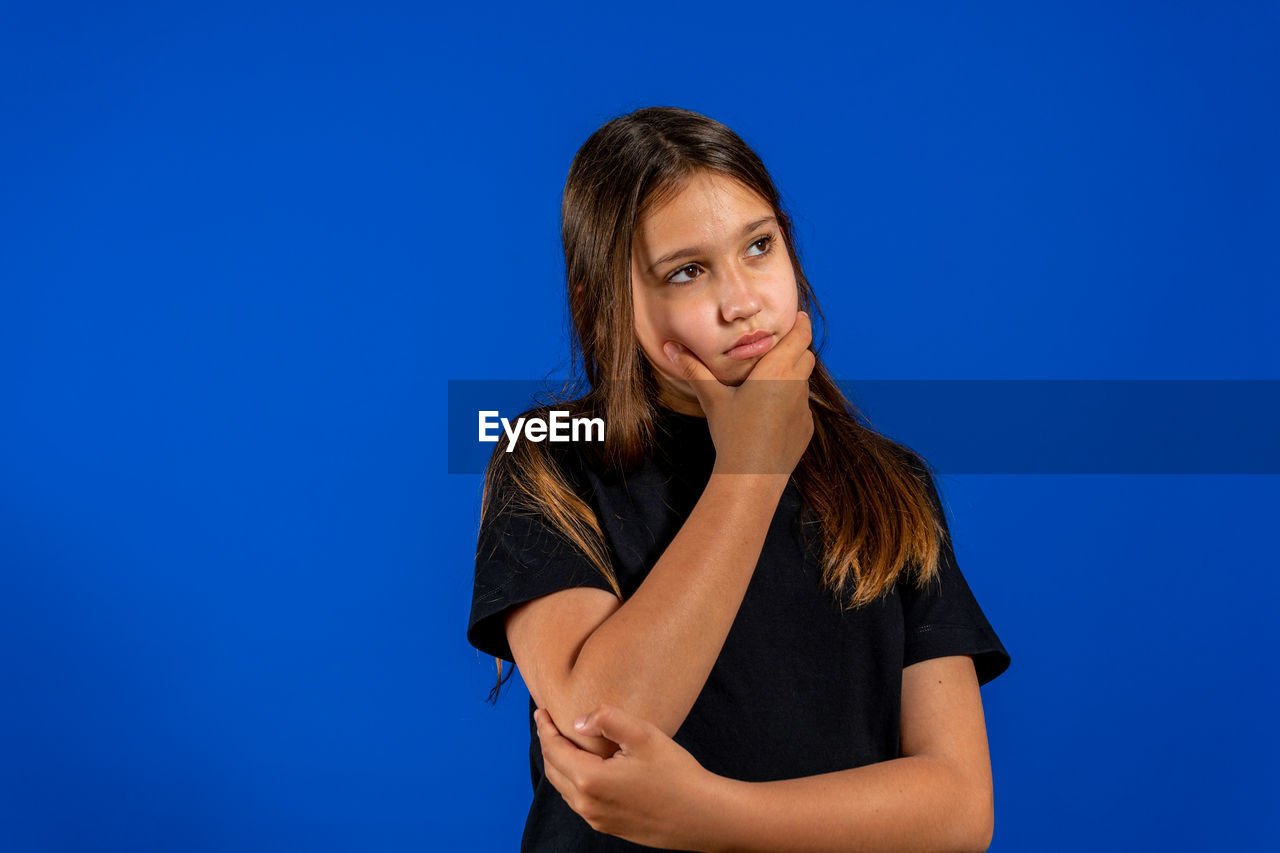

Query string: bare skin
534 654 995 853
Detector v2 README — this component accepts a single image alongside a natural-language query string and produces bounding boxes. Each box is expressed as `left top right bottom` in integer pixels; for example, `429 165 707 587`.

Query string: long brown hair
479 106 947 700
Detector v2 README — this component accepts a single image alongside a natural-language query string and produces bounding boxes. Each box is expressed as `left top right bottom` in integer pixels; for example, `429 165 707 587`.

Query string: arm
703 655 995 853
533 655 995 852
508 311 815 758
507 470 789 757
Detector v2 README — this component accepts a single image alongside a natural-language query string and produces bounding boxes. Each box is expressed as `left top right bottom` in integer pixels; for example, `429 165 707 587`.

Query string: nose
717 264 763 324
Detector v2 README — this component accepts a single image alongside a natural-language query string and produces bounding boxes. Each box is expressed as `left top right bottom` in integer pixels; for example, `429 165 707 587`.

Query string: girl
467 106 1011 852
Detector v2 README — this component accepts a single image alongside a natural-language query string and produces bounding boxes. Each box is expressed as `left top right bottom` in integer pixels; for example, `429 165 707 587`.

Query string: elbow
540 668 640 759
936 759 993 853
964 784 995 852
564 658 687 740
970 819 994 853
539 690 617 760
949 750 995 853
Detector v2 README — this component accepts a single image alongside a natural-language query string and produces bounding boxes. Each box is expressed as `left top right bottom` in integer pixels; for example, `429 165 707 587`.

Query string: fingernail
574 716 587 731
663 342 679 363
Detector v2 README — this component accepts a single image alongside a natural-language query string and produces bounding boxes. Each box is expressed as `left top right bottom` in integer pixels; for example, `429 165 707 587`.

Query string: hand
534 704 727 851
665 311 815 477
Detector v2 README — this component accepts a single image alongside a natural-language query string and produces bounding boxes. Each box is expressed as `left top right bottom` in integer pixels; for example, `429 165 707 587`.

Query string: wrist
691 772 751 853
707 468 791 493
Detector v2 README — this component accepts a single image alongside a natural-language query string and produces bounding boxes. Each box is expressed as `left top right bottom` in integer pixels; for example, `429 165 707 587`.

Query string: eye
746 234 776 257
667 264 702 285
665 234 777 285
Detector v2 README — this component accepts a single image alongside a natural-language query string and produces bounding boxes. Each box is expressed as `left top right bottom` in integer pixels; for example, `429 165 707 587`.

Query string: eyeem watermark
449 379 1280 474
478 410 606 453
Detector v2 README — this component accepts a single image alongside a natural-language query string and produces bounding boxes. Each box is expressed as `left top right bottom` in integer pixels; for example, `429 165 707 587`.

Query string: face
630 170 800 415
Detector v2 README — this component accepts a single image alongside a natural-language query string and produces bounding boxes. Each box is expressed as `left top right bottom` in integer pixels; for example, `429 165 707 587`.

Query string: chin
716 365 752 387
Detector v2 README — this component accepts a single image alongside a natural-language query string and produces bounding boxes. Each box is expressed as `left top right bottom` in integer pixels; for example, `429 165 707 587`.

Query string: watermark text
478 410 606 453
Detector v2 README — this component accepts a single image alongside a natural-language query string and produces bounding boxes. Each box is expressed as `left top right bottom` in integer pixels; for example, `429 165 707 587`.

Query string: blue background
2 1 1277 850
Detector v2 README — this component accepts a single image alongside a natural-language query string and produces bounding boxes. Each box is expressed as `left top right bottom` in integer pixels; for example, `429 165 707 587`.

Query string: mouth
725 331 775 360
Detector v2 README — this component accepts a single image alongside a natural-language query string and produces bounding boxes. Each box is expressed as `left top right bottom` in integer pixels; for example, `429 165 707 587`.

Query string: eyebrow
647 216 777 275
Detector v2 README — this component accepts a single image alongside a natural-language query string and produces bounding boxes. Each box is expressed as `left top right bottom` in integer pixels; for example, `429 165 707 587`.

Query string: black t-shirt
467 405 1011 852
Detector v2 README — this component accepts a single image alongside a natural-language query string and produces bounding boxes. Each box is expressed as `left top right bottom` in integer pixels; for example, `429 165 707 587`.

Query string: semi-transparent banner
447 380 1280 475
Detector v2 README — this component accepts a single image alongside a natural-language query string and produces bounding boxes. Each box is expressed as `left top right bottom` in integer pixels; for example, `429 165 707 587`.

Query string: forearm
700 755 993 853
566 471 788 739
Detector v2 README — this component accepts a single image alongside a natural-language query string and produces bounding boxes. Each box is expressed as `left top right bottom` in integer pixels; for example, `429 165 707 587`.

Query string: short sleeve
898 466 1011 687
466 462 618 663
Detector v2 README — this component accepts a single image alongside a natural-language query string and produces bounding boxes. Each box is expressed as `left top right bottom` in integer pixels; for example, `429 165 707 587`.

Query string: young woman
467 106 1011 852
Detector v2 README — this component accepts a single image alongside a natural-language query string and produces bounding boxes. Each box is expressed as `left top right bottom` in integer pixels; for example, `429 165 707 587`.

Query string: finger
766 314 815 379
662 341 728 406
540 742 575 799
797 347 816 377
573 703 655 756
535 708 604 778
535 720 582 810
744 315 810 386
771 310 812 361
761 309 810 362
535 710 598 817
663 341 713 382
